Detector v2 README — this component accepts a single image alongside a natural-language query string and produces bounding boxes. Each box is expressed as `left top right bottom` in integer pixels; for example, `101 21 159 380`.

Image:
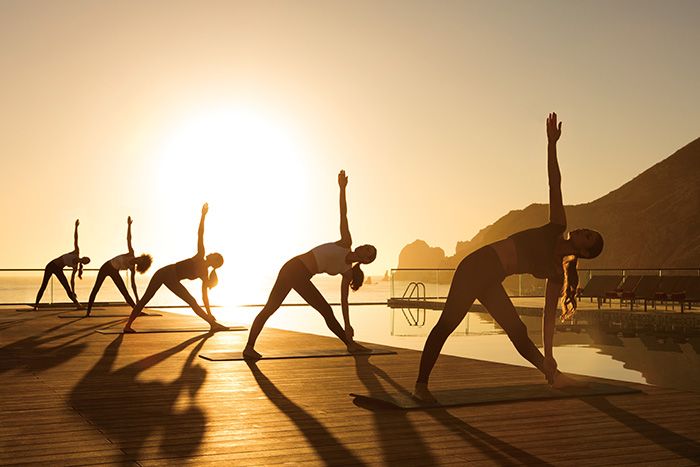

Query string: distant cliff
399 137 700 269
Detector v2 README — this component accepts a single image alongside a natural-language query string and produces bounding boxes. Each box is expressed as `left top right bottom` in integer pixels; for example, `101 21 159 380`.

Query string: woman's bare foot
347 342 370 353
209 321 228 333
412 382 437 403
242 347 262 360
122 326 136 333
551 372 587 389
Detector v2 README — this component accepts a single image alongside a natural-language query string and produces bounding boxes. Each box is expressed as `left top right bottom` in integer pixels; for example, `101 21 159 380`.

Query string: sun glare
153 104 313 306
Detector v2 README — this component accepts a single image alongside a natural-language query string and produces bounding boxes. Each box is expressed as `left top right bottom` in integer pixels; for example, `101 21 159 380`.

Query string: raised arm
73 219 80 253
338 170 351 247
126 216 134 254
197 203 208 256
546 113 566 226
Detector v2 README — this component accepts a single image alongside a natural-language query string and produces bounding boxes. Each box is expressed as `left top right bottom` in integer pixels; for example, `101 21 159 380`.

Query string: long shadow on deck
0 317 124 375
352 354 438 465
352 355 552 466
586 396 700 463
69 333 211 463
247 361 366 466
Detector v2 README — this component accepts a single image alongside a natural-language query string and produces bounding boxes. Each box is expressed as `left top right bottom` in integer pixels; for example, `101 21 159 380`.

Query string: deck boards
1 305 700 466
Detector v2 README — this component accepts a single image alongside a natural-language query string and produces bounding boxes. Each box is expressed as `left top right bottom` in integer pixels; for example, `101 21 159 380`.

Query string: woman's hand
75 219 80 227
543 355 558 383
338 170 348 188
202 203 209 215
546 112 562 144
345 324 354 341
127 216 133 225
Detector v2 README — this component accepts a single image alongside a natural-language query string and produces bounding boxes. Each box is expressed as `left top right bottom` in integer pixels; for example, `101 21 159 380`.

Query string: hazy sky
2 1 699 298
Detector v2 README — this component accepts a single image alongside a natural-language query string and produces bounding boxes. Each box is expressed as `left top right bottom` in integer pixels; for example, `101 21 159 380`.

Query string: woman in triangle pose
123 204 226 333
414 113 605 399
34 219 91 309
243 170 376 359
85 217 153 316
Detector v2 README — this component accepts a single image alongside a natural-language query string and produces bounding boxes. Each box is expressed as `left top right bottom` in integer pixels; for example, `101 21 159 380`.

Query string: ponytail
78 256 91 279
208 268 219 289
350 263 365 291
561 256 579 320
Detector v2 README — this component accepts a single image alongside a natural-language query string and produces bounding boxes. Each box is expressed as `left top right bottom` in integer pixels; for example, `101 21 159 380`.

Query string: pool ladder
401 281 427 326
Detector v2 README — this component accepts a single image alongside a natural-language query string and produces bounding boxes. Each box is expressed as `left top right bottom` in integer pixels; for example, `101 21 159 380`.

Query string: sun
152 104 314 306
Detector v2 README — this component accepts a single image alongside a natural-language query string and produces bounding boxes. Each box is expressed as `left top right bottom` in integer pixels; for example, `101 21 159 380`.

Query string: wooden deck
2 305 700 466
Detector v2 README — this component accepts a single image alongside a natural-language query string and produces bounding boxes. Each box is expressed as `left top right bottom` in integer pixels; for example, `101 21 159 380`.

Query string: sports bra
174 255 206 280
508 222 566 281
56 251 79 268
309 243 352 276
110 253 134 271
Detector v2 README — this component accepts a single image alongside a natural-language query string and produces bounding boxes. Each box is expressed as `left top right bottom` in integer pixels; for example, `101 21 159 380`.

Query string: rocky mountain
399 137 700 270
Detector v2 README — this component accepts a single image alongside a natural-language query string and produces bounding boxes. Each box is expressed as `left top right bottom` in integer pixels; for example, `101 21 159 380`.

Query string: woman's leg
416 269 476 385
86 265 110 315
416 247 504 386
124 268 165 330
245 266 293 351
34 265 53 308
163 279 213 325
477 283 549 379
54 268 79 306
109 268 136 308
293 279 351 347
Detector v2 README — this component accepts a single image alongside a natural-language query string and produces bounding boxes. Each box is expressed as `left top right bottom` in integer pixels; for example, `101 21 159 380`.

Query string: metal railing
390 267 700 300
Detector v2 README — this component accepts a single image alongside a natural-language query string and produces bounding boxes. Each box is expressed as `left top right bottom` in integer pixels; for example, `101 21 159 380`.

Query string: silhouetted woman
414 113 605 399
34 219 91 309
85 217 153 316
123 204 226 332
243 170 377 359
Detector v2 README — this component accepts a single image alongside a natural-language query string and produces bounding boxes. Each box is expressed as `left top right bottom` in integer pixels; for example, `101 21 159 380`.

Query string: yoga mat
96 326 247 335
17 307 105 312
350 382 641 409
199 347 397 361
57 312 162 318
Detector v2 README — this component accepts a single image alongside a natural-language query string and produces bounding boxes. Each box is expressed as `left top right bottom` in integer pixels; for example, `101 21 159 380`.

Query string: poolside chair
653 276 685 310
606 275 642 309
579 275 622 309
630 275 663 311
681 276 700 312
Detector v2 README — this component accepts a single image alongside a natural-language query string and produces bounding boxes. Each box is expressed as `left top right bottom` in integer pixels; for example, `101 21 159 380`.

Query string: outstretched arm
201 282 213 317
341 273 353 340
73 219 80 253
70 267 77 294
542 278 561 381
126 216 134 254
197 203 208 256
546 113 566 226
130 266 139 302
338 170 351 247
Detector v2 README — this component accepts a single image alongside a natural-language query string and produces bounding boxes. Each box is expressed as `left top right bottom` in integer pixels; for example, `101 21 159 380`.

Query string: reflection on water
225 303 700 394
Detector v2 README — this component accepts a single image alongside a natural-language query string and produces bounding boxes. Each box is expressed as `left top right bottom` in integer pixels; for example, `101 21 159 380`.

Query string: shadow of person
351 354 437 465
246 360 366 466
0 318 124 375
69 332 211 463
585 396 700 463
351 354 552 466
